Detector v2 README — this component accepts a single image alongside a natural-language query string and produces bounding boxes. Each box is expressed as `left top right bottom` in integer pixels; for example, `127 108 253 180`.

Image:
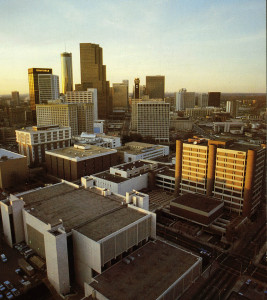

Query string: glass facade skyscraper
61 52 73 94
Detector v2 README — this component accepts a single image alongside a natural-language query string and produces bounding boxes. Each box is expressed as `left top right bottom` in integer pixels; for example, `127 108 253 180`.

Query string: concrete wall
23 210 51 253
72 230 101 286
84 283 109 300
10 196 25 244
128 205 157 239
44 230 70 295
0 156 28 189
92 173 148 196
0 201 13 247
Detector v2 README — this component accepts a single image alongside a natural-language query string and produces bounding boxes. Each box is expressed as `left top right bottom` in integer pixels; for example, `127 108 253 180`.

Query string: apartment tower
175 140 266 217
61 52 73 94
136 100 170 142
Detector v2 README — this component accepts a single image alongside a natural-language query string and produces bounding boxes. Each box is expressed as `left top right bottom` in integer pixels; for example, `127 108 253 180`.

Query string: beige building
66 88 98 121
16 125 71 166
117 141 169 163
146 75 165 100
176 89 195 110
0 149 28 189
36 103 78 135
0 181 157 295
185 107 216 118
175 140 266 217
135 100 170 142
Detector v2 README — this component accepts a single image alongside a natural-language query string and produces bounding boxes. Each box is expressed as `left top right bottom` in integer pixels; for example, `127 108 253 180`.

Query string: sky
0 0 266 94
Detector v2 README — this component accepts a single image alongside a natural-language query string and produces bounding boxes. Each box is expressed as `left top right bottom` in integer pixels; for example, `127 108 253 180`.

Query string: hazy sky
1 0 266 94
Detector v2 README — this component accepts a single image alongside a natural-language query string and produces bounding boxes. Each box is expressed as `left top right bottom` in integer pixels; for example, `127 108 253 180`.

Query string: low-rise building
117 141 169 163
90 160 158 196
0 149 28 189
0 182 158 296
170 193 224 226
45 144 118 181
16 125 71 166
73 132 121 148
85 240 202 300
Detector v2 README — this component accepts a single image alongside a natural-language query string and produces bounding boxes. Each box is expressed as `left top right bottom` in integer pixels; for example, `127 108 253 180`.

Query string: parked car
15 268 24 276
11 288 20 297
3 281 13 290
5 291 14 299
0 254 7 263
0 293 3 299
0 284 5 292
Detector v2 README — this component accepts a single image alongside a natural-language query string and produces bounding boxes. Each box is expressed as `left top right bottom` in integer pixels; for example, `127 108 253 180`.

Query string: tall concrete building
61 52 73 94
112 82 128 110
36 103 93 135
11 91 20 105
208 92 221 107
136 100 170 142
197 93 208 107
226 100 239 118
175 89 195 110
76 43 111 119
38 74 59 104
146 76 165 100
175 140 266 217
66 88 98 120
28 68 52 115
36 104 78 136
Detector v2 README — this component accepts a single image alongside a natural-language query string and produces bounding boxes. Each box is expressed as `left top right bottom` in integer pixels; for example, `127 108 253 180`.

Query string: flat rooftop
0 149 25 161
45 145 116 161
117 141 166 155
20 183 123 232
171 193 223 213
89 240 200 300
16 125 69 133
76 206 146 241
93 172 128 183
113 160 152 171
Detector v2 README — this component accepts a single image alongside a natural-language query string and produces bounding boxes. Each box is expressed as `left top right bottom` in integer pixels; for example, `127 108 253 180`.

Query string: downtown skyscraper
61 52 73 94
76 43 111 119
28 68 52 120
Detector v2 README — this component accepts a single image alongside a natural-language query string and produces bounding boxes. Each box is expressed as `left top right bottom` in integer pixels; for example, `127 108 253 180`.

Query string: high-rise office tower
66 88 98 120
36 103 78 136
175 89 195 110
76 43 111 119
11 91 20 105
133 78 140 99
146 76 165 100
112 82 128 110
175 140 266 217
135 100 170 142
208 92 221 107
226 100 239 118
28 68 52 120
197 93 208 107
38 74 59 104
61 52 73 94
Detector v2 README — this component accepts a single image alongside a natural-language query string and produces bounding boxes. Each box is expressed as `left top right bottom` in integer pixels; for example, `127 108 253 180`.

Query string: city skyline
0 0 265 94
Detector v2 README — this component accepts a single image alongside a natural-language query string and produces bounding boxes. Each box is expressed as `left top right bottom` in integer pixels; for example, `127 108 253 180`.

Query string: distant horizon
1 0 265 94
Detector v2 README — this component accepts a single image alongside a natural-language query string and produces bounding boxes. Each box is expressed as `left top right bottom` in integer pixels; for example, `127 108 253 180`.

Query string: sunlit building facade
61 52 73 94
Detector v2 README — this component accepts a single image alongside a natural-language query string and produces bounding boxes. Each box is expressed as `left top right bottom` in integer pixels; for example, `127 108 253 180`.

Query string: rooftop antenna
65 42 66 52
